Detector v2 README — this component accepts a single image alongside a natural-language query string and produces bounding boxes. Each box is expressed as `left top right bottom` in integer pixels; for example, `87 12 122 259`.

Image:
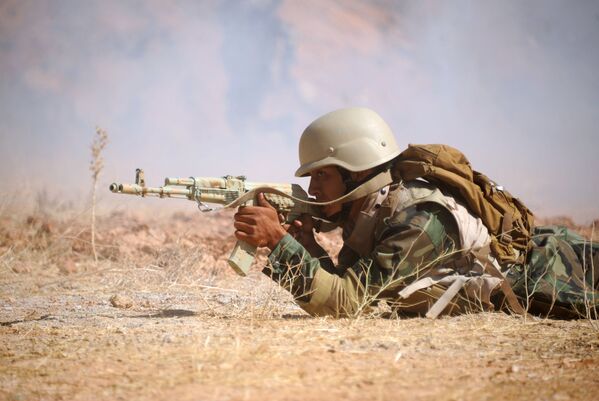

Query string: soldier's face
308 166 346 217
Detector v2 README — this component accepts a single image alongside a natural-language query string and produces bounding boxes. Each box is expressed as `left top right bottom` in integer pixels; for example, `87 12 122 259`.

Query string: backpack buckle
499 233 513 245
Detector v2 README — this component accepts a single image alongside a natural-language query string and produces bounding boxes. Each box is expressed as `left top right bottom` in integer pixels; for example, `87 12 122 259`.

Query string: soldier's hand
287 214 317 247
234 193 287 250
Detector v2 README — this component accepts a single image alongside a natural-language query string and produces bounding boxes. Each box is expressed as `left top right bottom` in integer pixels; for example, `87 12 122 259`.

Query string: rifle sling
223 170 394 209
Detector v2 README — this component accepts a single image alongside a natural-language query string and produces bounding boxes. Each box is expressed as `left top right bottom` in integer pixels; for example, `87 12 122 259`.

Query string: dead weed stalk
90 127 109 263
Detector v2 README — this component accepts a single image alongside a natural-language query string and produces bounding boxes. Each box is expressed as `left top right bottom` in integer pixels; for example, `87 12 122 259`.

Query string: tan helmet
295 107 401 177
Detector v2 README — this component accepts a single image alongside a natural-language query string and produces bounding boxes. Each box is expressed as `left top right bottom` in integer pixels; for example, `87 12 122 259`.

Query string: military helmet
295 107 400 177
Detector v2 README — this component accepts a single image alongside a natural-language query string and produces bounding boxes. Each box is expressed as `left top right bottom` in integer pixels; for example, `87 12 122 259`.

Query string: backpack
393 144 535 265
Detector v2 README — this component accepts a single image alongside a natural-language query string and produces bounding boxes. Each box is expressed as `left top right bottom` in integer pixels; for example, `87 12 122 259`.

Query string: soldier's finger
235 231 263 247
233 221 254 233
257 193 275 209
235 205 260 215
234 230 252 243
234 213 257 224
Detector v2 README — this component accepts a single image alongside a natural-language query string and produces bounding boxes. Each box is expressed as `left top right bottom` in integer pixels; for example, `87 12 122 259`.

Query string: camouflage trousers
507 225 599 318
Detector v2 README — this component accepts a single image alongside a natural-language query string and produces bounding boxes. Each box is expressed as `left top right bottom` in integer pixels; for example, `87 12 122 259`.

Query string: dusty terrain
0 200 597 401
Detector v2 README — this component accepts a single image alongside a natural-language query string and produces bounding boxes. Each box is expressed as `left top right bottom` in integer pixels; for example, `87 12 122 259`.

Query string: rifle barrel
109 183 191 198
109 182 241 204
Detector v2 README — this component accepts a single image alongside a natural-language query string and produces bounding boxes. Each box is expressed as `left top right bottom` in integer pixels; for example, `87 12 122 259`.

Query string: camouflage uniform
264 181 599 318
264 180 502 317
508 225 599 318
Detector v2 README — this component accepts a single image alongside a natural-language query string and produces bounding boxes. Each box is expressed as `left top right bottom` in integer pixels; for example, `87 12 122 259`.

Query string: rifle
109 169 320 276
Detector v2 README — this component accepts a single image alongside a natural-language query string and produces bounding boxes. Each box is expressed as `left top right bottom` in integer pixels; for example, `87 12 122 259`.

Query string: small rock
214 293 236 305
110 295 134 309
510 365 521 373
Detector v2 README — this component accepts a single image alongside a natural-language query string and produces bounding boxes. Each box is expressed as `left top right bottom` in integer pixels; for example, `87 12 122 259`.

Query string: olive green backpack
393 144 535 265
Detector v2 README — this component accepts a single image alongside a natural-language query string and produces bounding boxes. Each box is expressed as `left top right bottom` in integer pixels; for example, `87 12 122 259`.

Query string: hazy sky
1 0 598 222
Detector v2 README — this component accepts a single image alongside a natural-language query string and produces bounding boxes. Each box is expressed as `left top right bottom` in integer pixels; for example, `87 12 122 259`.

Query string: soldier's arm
263 203 459 317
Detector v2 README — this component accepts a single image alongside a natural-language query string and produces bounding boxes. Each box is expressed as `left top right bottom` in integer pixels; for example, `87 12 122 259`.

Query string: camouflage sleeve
262 234 327 302
264 203 460 317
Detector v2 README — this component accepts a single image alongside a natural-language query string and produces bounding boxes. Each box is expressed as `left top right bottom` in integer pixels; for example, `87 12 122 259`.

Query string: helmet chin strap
339 159 395 198
336 166 387 223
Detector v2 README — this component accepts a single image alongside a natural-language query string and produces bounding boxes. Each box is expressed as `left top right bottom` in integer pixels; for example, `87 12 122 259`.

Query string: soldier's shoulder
387 179 446 212
382 180 461 236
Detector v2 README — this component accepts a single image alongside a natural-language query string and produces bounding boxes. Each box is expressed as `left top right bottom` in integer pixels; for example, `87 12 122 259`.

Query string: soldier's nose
308 181 319 197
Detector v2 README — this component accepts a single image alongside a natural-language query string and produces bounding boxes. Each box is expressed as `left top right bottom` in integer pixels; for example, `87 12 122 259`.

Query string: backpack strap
425 277 469 319
471 245 528 316
499 210 514 245
398 243 528 318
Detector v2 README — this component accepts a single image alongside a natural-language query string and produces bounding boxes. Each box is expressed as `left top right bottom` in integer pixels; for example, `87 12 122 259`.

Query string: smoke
0 0 598 222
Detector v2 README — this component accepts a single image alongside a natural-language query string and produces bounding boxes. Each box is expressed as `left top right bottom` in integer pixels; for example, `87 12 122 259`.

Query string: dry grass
0 200 598 401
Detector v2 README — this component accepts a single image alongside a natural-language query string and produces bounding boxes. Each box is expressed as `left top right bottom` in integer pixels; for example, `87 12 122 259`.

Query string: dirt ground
0 203 598 401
